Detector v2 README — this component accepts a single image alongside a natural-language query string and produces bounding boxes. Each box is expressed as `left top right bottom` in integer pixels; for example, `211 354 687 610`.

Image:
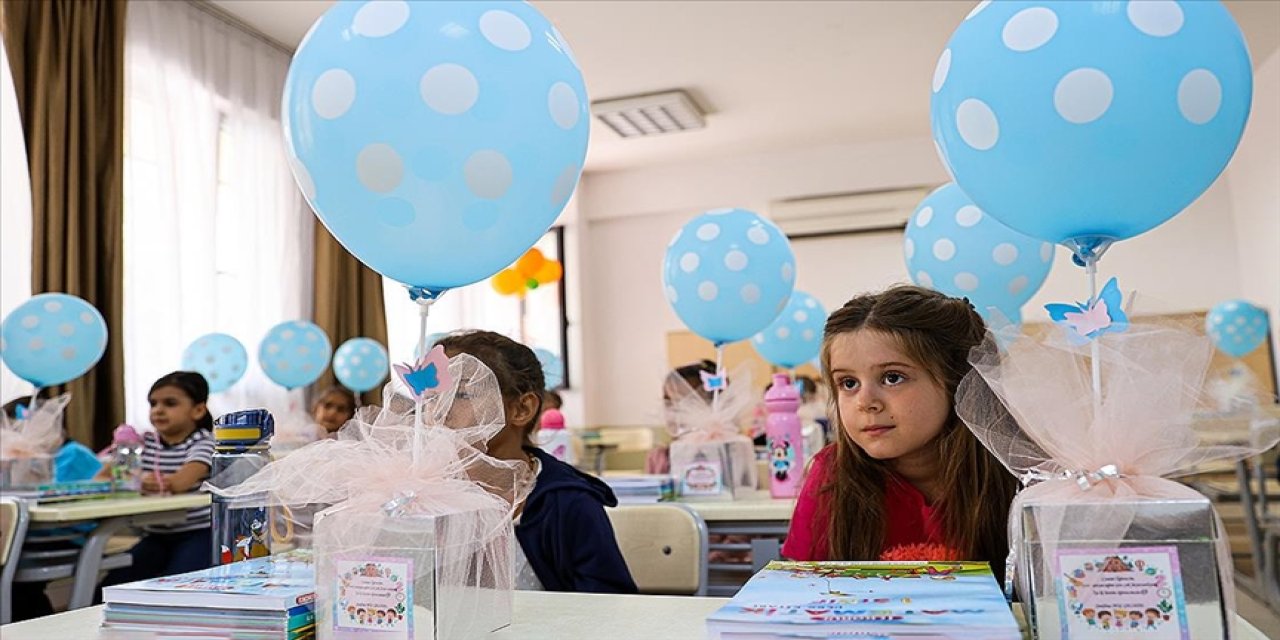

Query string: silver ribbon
381 490 418 517
1018 464 1122 491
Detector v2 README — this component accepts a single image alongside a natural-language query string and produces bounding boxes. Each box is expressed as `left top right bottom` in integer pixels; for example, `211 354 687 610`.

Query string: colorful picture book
101 550 316 638
706 561 1020 640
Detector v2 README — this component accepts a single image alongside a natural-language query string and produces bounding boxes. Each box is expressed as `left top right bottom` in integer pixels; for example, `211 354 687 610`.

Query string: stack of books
603 474 676 504
101 550 316 639
1 480 116 502
706 560 1021 639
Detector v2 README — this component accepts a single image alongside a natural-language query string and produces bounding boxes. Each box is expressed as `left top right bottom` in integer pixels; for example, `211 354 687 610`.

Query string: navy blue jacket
515 447 638 593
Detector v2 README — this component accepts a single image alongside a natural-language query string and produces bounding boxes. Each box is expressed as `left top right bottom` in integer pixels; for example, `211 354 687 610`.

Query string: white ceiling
209 0 1280 173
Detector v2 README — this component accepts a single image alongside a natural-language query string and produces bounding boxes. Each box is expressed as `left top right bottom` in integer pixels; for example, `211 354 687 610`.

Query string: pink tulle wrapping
0 394 69 487
957 322 1279 638
208 354 532 639
666 366 758 497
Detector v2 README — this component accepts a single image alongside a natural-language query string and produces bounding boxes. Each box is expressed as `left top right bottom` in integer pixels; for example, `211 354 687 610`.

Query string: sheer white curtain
0 30 34 404
124 1 313 426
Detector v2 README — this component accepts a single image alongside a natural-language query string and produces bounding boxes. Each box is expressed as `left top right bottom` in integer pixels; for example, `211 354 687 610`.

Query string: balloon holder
1064 236 1114 269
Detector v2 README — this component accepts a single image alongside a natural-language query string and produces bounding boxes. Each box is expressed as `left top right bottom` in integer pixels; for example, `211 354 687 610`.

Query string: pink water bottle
538 409 576 465
764 373 804 498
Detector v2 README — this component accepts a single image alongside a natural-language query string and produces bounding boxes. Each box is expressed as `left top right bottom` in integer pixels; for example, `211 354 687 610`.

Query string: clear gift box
957 321 1277 640
0 454 54 489
0 394 70 489
208 355 533 640
1018 493 1230 639
664 365 758 501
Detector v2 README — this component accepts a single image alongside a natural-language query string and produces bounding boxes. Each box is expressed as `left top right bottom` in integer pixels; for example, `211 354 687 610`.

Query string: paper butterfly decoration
700 369 727 393
1045 277 1129 341
393 345 453 399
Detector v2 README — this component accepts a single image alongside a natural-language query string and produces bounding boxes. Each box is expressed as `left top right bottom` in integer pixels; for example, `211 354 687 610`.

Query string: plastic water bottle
538 409 576 465
764 373 804 498
209 409 274 565
109 424 144 492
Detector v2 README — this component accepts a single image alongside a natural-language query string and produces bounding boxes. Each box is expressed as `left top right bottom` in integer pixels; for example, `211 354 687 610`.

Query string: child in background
101 371 216 589
783 286 1018 581
436 331 637 594
312 386 357 437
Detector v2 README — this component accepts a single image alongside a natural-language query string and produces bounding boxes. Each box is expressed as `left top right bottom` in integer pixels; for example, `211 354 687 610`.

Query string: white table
18 494 210 610
0 591 1268 639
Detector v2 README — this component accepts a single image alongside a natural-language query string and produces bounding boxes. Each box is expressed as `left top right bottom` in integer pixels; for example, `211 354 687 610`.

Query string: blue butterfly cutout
1044 277 1129 341
402 364 439 397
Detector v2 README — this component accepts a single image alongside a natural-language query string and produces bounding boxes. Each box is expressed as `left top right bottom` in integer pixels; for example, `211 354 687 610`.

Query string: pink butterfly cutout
1062 297 1113 337
392 345 453 399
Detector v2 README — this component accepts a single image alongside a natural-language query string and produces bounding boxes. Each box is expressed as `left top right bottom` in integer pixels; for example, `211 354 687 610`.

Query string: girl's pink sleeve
781 446 833 561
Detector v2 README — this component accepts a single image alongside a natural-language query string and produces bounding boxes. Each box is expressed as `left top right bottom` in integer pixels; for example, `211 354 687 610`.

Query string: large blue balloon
333 337 389 393
283 1 588 296
904 183 1053 324
752 291 827 369
258 321 333 390
663 209 796 346
181 333 248 393
931 1 1251 253
1206 300 1268 359
0 294 107 387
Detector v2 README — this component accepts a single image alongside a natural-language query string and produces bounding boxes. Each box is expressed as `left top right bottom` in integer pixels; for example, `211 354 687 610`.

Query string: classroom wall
1225 47 1280 365
576 131 1262 426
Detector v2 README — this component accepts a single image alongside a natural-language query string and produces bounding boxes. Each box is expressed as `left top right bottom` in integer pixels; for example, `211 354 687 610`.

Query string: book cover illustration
709 561 1016 630
124 549 315 599
1054 547 1190 639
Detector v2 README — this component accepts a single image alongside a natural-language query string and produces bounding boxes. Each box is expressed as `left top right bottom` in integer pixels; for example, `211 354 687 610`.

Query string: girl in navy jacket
437 331 637 594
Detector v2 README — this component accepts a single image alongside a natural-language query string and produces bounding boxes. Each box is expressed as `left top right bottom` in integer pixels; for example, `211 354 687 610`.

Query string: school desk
682 490 795 596
22 493 211 610
0 591 1268 639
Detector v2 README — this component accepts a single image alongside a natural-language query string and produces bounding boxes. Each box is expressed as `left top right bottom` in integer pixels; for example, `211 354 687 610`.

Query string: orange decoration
533 259 562 284
491 268 524 296
515 249 546 278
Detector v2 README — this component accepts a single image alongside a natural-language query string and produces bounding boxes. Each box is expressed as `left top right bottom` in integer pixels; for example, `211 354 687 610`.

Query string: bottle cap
113 423 142 444
540 409 565 430
213 409 275 446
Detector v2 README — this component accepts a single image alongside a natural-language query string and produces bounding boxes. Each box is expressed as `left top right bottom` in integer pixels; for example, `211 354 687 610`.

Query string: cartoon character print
770 435 794 482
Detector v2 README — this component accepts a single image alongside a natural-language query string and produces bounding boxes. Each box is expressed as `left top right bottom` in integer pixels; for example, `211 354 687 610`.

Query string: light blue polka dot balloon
1206 300 1268 359
904 183 1053 325
663 209 797 346
533 347 564 389
333 337 389 393
0 293 107 387
931 1 1251 257
751 291 827 369
284 0 589 296
181 333 248 394
258 321 333 390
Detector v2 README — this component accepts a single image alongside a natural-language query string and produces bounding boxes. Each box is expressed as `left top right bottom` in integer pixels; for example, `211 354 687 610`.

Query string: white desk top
26 493 211 523
0 592 1267 640
681 490 795 522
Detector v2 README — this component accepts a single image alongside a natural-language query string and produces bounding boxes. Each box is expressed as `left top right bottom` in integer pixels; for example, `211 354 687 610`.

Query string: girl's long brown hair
818 285 1017 568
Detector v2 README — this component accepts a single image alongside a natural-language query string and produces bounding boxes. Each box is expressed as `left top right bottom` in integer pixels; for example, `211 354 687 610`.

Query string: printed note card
334 557 412 638
1054 547 1189 639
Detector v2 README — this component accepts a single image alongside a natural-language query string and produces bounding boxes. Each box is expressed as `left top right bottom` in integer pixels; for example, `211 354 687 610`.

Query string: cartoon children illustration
1145 608 1160 629
347 605 357 621
1083 608 1097 627
357 608 367 624
1128 610 1142 629
376 610 386 625
1099 611 1113 630
1100 556 1130 572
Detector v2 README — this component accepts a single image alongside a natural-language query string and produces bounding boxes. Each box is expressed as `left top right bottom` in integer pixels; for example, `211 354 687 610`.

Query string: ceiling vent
591 90 706 138
770 186 935 238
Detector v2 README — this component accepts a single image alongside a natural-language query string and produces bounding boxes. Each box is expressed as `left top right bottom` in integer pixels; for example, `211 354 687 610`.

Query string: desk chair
606 503 708 597
1 496 31 623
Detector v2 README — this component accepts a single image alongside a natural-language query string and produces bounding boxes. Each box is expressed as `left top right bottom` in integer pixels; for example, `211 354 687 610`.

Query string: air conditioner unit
769 186 935 238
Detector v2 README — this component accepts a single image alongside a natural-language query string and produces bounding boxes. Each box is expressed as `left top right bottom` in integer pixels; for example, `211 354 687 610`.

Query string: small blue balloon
0 293 107 387
663 209 797 345
258 321 333 390
752 291 827 369
333 337 389 393
905 183 1053 324
533 347 564 389
1206 300 1268 359
181 333 248 393
284 0 588 294
931 1 1251 249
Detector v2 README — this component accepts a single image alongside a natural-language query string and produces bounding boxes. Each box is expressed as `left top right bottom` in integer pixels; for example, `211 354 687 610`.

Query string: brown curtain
312 227 388 405
2 0 127 449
